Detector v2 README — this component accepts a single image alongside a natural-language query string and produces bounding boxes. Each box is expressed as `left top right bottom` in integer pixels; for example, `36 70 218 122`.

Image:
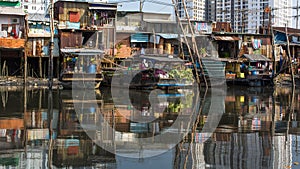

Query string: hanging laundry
252 39 262 50
252 39 261 49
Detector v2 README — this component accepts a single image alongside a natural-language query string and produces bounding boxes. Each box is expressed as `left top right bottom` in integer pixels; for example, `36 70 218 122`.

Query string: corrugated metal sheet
242 54 271 62
60 32 82 48
213 36 240 41
157 33 178 39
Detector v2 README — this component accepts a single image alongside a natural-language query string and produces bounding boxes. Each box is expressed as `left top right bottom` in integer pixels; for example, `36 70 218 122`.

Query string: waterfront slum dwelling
207 22 274 86
271 27 300 86
0 1 26 80
101 11 227 87
54 0 117 89
26 14 60 79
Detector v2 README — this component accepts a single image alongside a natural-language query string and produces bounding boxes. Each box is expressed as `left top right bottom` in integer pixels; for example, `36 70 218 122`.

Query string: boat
59 48 104 89
110 54 196 90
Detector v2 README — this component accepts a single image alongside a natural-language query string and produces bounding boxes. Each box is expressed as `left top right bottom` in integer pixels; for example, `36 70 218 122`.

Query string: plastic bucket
88 64 96 73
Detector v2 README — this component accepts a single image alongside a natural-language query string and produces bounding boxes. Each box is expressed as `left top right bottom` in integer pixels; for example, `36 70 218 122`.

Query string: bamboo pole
270 8 276 81
48 0 54 90
181 0 208 88
39 57 42 78
171 0 201 85
285 24 295 88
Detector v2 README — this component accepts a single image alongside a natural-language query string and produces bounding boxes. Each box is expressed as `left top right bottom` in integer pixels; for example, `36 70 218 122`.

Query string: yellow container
240 96 245 102
240 73 245 78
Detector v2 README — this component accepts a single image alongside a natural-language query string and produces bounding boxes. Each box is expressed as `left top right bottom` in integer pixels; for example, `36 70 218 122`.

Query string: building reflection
0 86 299 168
182 86 299 169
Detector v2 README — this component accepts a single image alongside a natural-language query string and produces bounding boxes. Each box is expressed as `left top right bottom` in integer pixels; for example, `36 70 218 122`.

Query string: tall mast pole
297 0 299 29
48 0 54 90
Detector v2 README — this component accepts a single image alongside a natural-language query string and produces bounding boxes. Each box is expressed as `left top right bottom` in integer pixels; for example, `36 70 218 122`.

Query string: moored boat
110 54 196 90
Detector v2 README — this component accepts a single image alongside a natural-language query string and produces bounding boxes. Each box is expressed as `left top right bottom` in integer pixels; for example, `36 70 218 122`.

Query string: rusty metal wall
60 31 82 49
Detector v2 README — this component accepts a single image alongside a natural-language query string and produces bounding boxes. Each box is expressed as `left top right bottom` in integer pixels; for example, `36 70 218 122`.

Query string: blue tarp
274 32 287 45
131 33 149 43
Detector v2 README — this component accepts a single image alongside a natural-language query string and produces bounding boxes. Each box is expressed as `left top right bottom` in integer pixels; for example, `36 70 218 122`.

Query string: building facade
21 0 49 15
177 0 206 21
206 0 293 33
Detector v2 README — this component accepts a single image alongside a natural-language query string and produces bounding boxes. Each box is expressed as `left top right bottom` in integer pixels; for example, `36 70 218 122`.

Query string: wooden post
23 82 27 157
285 24 295 88
0 51 2 77
24 14 28 85
48 0 54 90
269 8 276 80
39 57 42 78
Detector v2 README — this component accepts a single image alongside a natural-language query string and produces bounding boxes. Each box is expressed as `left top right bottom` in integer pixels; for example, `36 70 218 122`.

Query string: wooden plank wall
56 2 89 28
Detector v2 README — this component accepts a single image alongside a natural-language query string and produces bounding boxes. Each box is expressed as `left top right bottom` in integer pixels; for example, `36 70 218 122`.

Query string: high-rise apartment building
20 0 50 15
20 0 108 15
177 0 206 21
206 0 293 33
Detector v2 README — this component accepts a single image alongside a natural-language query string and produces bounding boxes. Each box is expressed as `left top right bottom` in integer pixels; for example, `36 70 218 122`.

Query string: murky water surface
0 86 299 169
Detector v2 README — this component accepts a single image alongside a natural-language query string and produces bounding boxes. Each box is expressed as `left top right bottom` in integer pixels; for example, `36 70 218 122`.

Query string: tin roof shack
0 2 26 77
115 12 185 60
54 0 117 50
54 0 117 86
26 14 60 78
273 27 300 76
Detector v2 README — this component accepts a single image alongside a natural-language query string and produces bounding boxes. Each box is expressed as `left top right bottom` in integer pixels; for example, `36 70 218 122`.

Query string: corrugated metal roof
242 54 270 62
139 55 183 62
213 36 240 41
0 7 25 15
157 33 178 39
27 14 50 22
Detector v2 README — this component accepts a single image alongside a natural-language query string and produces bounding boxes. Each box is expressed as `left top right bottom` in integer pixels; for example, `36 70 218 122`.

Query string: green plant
169 68 194 83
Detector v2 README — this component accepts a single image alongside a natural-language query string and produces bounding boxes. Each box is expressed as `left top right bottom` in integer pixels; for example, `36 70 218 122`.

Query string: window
1 24 17 37
32 0 36 3
32 6 36 10
24 5 28 9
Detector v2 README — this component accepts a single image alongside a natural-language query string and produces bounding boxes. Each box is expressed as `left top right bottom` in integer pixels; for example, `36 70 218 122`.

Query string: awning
89 6 117 10
61 48 104 56
131 33 149 43
213 36 240 41
88 3 117 10
0 7 25 16
157 33 178 39
241 54 271 62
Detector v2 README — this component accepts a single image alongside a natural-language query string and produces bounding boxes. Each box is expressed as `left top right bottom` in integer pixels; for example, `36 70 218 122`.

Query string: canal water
0 85 299 169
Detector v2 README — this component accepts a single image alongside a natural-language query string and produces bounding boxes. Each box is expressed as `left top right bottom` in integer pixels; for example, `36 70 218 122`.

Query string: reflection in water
0 86 299 168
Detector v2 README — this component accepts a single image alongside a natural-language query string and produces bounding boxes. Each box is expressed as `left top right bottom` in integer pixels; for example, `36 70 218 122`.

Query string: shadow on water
0 86 299 168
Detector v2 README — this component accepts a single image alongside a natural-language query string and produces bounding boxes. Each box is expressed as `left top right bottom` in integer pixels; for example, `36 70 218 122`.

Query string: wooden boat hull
60 73 103 89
